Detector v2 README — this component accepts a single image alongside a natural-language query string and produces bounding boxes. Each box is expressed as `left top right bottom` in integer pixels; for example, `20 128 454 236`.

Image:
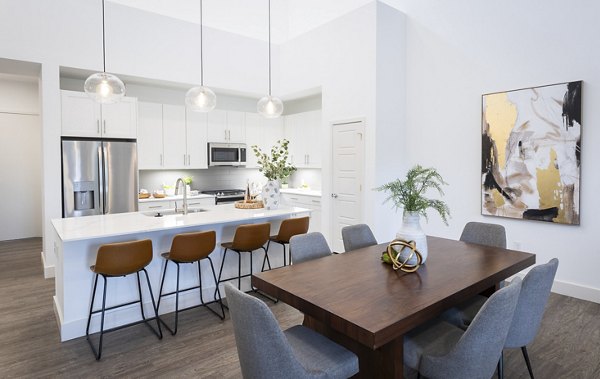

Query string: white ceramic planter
262 180 281 210
395 211 428 264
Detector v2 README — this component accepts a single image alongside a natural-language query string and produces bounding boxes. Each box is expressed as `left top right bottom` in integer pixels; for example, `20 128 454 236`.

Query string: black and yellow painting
481 81 581 225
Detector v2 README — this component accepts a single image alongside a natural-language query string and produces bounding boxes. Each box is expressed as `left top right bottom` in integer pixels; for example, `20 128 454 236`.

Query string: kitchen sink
143 208 207 217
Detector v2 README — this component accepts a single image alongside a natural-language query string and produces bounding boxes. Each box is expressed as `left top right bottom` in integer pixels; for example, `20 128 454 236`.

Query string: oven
201 189 246 205
208 143 246 166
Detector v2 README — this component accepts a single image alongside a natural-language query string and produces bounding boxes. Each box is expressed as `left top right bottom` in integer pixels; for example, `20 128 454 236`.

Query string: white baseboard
41 251 55 278
510 272 600 304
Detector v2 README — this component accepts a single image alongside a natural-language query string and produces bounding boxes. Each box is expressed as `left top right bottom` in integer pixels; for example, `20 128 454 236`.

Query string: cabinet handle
225 130 227 140
188 154 191 165
160 153 163 166
311 199 320 203
290 197 299 201
103 120 106 134
148 205 162 209
97 120 100 134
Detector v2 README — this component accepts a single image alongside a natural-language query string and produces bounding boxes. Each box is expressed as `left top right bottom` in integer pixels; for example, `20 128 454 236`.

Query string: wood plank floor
1 238 599 378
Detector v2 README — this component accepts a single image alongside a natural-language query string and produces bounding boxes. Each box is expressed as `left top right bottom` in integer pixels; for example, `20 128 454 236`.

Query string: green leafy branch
376 165 451 225
251 139 297 181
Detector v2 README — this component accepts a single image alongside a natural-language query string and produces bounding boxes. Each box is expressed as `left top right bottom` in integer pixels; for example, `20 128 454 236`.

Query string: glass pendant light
185 0 217 112
258 0 284 118
84 0 126 104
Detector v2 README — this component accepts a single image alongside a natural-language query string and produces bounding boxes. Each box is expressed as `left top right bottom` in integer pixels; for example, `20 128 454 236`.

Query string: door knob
331 193 338 198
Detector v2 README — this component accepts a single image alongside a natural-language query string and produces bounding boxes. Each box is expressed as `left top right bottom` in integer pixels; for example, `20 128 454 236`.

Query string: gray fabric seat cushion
404 319 464 371
284 325 359 379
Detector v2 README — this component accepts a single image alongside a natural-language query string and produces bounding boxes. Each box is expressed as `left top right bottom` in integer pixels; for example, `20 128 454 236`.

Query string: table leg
303 315 404 378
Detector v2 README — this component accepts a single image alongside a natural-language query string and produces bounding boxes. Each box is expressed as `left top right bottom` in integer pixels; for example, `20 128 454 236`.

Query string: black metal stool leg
264 247 272 270
136 271 146 320
261 240 272 271
237 250 242 290
173 262 180 335
208 257 226 319
86 275 107 360
156 259 169 312
142 268 163 339
522 346 534 378
283 243 287 266
86 273 99 337
215 248 228 299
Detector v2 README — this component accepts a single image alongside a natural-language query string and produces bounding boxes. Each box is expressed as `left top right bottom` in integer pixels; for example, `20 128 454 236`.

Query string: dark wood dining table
252 235 536 378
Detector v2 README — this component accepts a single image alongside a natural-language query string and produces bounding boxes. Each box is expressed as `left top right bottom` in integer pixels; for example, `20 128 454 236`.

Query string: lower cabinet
281 193 322 233
138 201 175 212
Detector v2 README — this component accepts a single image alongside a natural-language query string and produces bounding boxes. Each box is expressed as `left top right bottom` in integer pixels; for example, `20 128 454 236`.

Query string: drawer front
138 201 173 212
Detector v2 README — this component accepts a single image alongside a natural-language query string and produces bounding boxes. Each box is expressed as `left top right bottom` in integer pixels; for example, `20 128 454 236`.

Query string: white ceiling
108 0 377 43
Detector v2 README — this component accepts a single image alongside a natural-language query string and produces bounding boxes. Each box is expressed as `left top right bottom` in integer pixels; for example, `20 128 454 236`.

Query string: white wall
385 0 600 302
0 76 42 241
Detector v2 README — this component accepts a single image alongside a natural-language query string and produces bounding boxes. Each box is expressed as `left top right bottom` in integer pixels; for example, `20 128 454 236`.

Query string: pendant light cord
200 0 204 86
102 0 107 73
268 0 272 96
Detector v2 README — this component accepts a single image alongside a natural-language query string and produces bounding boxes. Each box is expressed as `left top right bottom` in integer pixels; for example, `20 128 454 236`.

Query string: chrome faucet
174 178 188 215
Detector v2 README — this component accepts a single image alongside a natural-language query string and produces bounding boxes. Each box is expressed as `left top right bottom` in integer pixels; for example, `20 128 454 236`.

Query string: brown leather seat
216 222 271 292
266 217 310 267
86 239 162 360
157 231 224 334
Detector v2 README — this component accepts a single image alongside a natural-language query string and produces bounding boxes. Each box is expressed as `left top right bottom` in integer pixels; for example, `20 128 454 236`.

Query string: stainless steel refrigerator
62 139 138 218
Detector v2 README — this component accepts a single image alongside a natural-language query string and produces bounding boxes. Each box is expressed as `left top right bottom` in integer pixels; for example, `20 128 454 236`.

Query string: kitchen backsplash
139 168 322 192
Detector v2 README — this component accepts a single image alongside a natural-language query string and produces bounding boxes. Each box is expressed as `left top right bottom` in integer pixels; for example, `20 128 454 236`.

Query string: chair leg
263 247 272 271
497 350 504 379
261 240 271 271
206 257 226 320
522 346 534 379
237 250 242 291
283 243 288 266
215 248 228 299
86 273 99 337
136 271 146 320
86 275 107 360
172 263 180 335
156 259 169 312
142 268 163 339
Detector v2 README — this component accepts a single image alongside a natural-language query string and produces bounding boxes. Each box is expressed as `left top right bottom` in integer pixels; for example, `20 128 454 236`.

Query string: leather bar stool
263 216 309 269
85 239 162 360
156 230 225 335
216 222 271 293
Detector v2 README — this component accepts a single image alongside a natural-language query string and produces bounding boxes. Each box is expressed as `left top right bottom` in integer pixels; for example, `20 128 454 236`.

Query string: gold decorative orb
385 239 423 273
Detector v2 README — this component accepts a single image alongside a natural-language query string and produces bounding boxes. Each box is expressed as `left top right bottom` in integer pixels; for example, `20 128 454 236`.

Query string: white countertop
280 188 322 197
52 204 310 242
138 194 214 203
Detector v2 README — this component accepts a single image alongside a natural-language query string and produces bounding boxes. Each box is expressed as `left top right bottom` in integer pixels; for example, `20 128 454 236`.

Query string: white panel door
186 109 208 169
162 104 186 169
137 102 163 169
207 109 228 142
60 90 101 137
331 120 365 252
101 97 137 139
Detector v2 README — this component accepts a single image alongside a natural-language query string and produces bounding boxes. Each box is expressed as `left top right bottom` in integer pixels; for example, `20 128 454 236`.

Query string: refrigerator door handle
102 144 109 214
98 145 105 214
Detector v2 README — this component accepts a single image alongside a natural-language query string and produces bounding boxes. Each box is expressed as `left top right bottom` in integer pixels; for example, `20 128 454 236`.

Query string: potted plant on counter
376 165 450 263
252 139 297 209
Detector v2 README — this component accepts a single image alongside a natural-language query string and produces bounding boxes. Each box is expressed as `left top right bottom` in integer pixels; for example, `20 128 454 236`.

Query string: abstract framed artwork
481 81 582 225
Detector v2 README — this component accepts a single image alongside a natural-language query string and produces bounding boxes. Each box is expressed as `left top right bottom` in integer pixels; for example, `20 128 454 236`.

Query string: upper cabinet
61 90 137 139
245 113 284 169
284 110 322 168
137 102 208 170
207 110 246 143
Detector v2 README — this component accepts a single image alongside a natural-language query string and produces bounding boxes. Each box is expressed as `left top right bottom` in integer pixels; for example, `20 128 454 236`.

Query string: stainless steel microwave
208 143 247 166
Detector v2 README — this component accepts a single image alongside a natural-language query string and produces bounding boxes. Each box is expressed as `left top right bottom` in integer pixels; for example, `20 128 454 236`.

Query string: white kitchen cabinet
61 90 137 139
138 200 175 212
181 197 214 209
138 102 208 170
245 113 284 168
185 109 208 169
281 193 322 233
284 110 322 168
138 102 163 169
206 109 246 143
162 104 187 169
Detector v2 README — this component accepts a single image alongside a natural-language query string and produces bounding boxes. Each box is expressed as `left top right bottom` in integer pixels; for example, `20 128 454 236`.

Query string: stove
201 189 246 205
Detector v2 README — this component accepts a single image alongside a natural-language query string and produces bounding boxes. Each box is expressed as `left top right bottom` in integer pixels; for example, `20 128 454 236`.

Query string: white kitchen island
51 204 310 341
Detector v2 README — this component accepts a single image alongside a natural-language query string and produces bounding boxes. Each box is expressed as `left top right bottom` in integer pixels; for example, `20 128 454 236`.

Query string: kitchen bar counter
51 205 310 341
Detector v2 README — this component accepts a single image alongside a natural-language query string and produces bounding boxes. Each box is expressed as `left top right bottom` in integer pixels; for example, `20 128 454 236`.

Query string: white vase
395 211 428 264
262 180 281 210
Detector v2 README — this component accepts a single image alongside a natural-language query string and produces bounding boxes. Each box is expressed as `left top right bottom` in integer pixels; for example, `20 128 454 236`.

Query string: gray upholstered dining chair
443 258 559 379
460 221 507 248
289 232 332 264
341 224 378 252
224 283 359 379
404 278 522 379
